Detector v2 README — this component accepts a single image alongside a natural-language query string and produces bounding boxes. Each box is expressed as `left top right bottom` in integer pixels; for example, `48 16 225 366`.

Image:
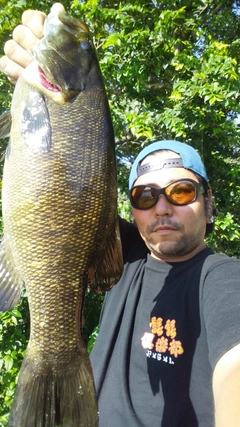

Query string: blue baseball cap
129 140 209 189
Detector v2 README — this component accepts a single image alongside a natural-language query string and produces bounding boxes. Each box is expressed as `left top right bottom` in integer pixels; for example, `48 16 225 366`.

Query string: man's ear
206 189 214 224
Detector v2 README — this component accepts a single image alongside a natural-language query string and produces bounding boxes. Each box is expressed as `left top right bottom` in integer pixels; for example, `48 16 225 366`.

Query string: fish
0 5 123 427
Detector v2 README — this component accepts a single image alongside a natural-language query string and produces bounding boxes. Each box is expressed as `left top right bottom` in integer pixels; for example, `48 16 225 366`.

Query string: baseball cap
129 140 209 189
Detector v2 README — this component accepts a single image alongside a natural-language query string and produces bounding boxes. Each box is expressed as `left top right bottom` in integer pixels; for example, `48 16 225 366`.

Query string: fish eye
80 41 91 50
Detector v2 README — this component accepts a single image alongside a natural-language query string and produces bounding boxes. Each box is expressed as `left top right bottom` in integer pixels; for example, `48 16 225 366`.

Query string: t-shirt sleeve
98 217 147 325
202 256 240 369
118 216 145 262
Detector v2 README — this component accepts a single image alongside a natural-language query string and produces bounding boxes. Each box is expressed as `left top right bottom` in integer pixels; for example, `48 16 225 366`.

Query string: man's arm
213 342 240 427
0 3 64 84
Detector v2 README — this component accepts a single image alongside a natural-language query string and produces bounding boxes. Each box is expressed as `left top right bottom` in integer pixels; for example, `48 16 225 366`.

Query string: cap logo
137 158 184 178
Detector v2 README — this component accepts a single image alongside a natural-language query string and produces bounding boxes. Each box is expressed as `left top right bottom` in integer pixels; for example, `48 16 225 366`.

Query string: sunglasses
130 179 205 210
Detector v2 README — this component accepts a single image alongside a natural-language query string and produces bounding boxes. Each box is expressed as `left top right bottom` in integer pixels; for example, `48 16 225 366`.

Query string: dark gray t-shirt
90 219 240 427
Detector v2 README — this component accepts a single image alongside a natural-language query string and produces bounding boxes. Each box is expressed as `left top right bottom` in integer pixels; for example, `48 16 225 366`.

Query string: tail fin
8 349 98 427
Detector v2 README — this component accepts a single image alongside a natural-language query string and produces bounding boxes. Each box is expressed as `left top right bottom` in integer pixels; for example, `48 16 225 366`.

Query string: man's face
132 152 211 262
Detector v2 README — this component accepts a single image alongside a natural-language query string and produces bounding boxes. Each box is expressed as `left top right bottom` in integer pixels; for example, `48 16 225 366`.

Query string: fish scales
0 7 123 427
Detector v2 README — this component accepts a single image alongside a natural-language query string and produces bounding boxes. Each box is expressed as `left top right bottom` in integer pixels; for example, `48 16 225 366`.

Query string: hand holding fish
0 4 64 83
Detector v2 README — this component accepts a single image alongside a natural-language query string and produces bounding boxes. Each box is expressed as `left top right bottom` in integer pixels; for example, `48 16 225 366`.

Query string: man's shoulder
199 250 240 296
202 250 240 272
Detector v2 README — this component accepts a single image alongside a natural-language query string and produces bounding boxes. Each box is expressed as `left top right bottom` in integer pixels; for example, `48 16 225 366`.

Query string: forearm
213 343 240 427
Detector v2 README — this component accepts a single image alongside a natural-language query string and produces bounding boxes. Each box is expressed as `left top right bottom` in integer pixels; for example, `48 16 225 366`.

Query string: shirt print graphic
141 317 184 365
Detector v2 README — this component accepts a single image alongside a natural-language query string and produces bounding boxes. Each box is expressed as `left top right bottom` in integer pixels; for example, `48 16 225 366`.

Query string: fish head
22 7 100 104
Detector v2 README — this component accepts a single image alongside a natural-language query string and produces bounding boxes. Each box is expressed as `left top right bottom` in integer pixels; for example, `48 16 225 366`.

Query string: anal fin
88 219 123 293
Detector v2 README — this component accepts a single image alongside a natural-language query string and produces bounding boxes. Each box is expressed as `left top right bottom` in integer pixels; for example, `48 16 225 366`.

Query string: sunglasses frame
130 178 205 210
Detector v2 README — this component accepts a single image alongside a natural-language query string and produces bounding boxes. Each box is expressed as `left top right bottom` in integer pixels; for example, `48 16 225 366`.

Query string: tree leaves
0 295 29 425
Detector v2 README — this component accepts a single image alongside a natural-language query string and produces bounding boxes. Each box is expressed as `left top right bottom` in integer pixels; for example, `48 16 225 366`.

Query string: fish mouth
38 66 60 93
22 8 93 104
22 61 74 105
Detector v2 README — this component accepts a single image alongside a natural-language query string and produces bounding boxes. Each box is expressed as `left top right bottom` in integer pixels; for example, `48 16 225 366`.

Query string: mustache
146 219 183 233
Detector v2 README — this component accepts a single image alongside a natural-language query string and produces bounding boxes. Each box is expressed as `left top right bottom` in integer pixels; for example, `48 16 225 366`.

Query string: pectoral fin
0 110 12 139
21 89 52 153
0 236 25 311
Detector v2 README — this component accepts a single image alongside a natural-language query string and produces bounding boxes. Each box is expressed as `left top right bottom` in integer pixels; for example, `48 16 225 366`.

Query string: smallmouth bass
0 5 123 427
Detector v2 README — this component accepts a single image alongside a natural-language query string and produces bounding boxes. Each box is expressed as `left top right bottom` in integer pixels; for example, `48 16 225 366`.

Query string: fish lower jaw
22 60 67 105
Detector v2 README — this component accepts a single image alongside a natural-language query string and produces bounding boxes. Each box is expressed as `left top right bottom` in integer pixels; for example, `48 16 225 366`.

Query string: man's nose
153 194 173 216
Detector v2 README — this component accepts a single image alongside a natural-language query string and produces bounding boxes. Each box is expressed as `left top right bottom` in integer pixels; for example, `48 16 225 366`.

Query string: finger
22 9 46 39
4 40 34 69
50 3 66 14
12 25 41 50
0 55 24 84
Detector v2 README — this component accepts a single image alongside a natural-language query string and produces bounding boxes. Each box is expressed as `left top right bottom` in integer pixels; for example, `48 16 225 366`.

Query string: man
1 6 240 426
90 141 240 427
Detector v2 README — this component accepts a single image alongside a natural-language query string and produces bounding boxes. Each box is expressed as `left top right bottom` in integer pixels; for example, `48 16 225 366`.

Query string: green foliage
0 293 29 425
70 0 240 260
0 0 239 423
77 0 240 257
87 325 99 354
82 290 104 346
